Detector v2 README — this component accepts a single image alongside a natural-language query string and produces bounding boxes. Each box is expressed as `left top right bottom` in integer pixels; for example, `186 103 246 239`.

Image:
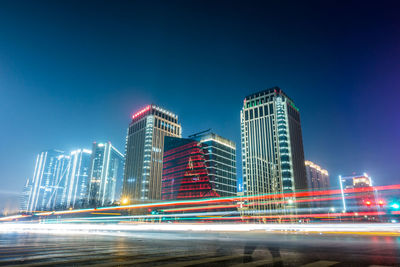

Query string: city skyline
1 1 400 212
2 2 400 266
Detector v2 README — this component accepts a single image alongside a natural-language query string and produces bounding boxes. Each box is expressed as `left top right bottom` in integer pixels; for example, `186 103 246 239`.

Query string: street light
121 198 129 205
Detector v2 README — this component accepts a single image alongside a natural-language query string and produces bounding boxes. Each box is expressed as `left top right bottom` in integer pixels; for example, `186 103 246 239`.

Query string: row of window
244 104 275 120
128 119 146 135
155 118 180 135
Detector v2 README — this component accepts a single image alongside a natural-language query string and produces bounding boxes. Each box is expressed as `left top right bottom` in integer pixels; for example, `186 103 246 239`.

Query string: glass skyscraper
87 142 124 207
162 136 220 200
60 149 91 209
27 149 65 212
51 153 71 210
193 132 237 197
20 178 32 212
240 87 307 214
122 105 181 202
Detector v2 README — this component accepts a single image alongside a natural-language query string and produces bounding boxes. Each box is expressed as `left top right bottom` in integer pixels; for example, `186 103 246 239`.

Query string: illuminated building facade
339 173 376 212
50 153 71 209
305 160 329 208
20 178 32 212
122 105 181 202
87 142 124 207
60 149 92 208
240 87 307 214
162 136 220 200
193 132 237 197
27 149 65 212
305 160 330 190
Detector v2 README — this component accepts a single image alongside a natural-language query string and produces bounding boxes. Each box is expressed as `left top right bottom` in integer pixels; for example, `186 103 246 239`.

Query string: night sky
1 1 399 211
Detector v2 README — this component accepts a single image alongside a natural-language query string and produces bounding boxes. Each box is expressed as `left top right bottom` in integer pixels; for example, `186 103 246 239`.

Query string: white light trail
1 223 400 237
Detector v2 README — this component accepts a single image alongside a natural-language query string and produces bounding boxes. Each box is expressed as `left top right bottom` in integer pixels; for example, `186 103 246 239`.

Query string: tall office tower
60 149 91 208
27 149 65 212
87 142 125 207
305 160 330 190
192 132 237 197
20 178 32 212
122 105 181 202
339 173 376 212
162 136 220 200
240 87 307 214
50 154 71 210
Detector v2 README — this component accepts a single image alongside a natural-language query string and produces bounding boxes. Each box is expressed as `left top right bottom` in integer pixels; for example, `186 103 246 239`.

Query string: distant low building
339 173 376 212
305 160 329 190
305 160 330 208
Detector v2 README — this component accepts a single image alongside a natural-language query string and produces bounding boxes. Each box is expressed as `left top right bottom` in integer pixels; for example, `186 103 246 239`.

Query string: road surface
0 224 399 266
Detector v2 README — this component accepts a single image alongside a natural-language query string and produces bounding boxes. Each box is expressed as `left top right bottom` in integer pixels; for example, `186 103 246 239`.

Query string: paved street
0 228 399 266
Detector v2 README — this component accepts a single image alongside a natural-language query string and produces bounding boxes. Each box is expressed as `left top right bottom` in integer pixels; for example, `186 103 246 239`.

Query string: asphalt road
0 230 399 266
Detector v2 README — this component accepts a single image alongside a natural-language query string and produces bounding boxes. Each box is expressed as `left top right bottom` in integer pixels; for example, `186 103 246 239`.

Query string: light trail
1 223 400 237
1 183 399 223
31 183 400 217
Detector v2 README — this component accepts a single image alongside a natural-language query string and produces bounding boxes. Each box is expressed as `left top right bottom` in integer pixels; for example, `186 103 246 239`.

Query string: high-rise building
305 160 330 190
60 149 91 208
192 132 237 197
51 153 71 210
162 136 220 200
122 105 181 202
87 142 124 207
240 87 307 214
20 178 32 212
27 149 65 212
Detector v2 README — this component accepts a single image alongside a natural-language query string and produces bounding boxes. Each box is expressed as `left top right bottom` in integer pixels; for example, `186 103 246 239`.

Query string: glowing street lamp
121 198 129 205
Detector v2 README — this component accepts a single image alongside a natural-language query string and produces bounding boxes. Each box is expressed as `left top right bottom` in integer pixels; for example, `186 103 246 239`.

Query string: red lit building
162 137 220 200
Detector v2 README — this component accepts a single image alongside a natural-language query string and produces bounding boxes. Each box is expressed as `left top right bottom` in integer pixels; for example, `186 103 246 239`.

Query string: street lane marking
0 249 125 263
160 254 245 267
315 231 400 236
231 257 282 267
0 247 117 257
6 251 190 267
300 260 339 267
86 253 210 267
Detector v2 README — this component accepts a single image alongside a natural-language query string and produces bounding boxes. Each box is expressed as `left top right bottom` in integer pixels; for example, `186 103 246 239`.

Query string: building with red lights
192 132 237 197
122 105 181 202
161 136 220 200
